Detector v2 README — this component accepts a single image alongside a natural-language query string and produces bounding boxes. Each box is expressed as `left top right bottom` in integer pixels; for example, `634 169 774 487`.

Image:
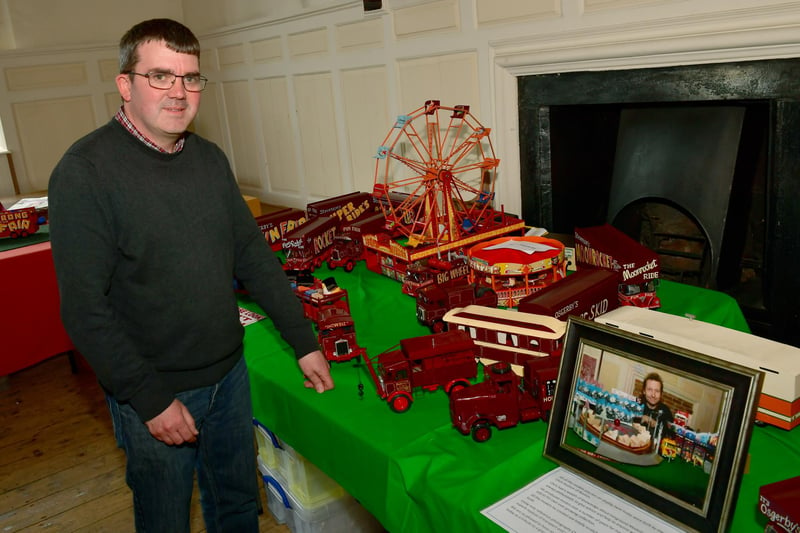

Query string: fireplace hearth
518 58 800 347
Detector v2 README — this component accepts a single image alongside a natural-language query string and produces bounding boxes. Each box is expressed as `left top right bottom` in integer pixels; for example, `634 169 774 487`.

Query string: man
48 18 333 533
639 372 673 437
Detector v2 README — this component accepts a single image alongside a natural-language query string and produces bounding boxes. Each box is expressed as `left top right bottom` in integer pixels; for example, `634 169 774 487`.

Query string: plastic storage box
254 419 283 470
258 457 383 533
253 419 346 506
278 439 346 506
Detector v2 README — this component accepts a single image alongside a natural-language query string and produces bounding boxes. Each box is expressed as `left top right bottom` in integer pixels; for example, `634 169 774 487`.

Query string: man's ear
116 73 132 102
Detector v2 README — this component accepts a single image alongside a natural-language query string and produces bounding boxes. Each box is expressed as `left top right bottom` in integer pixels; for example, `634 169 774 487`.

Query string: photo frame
544 316 764 533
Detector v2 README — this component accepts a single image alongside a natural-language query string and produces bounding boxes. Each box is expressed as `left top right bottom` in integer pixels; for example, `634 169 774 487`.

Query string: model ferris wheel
372 100 499 248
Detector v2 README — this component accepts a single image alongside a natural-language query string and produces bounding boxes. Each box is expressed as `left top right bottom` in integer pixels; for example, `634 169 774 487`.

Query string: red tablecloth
0 241 73 376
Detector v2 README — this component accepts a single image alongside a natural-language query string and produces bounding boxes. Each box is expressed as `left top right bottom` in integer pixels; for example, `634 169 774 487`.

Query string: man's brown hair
119 18 200 74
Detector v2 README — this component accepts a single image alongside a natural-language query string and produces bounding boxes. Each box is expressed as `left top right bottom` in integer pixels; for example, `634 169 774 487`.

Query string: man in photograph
639 372 674 437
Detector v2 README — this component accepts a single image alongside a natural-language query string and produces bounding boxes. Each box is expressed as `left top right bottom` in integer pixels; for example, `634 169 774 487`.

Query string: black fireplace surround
518 58 800 347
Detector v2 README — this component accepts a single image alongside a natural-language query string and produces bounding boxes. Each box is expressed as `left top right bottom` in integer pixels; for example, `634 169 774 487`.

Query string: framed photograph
544 316 764 533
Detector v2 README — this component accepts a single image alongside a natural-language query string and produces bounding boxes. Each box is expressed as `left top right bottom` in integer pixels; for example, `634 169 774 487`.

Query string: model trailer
574 224 661 309
255 207 308 252
597 306 800 430
443 305 566 372
364 329 478 413
0 207 41 239
281 216 338 273
306 191 377 225
517 268 620 322
450 355 562 442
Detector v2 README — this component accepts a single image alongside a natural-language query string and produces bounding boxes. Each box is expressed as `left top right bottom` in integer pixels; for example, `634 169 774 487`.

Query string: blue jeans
107 356 259 533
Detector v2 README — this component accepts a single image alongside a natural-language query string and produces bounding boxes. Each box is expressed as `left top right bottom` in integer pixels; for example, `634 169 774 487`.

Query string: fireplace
518 58 800 347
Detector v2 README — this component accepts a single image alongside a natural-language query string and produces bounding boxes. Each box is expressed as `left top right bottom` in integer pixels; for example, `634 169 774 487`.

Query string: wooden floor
0 354 290 533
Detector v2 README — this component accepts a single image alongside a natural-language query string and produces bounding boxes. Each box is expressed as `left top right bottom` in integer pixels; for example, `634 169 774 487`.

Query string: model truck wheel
471 422 492 442
431 320 447 333
389 393 412 413
344 260 355 272
446 380 469 395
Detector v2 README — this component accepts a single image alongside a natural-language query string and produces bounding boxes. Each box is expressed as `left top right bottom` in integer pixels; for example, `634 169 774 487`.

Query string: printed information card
482 467 684 533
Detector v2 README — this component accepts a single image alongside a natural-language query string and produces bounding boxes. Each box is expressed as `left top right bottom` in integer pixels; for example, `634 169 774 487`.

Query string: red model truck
416 282 498 333
517 267 620 322
364 329 478 413
574 224 661 309
450 355 561 442
327 212 387 272
315 306 366 362
282 216 338 272
401 255 471 296
292 277 366 362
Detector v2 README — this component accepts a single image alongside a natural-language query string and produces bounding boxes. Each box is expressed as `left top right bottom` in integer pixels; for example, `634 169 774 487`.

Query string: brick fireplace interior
517 58 800 347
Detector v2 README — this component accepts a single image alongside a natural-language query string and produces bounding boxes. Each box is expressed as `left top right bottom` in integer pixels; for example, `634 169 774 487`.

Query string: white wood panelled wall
1 0 800 217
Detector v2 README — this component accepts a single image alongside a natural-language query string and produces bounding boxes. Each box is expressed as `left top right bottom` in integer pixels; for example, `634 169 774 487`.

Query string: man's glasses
127 71 208 92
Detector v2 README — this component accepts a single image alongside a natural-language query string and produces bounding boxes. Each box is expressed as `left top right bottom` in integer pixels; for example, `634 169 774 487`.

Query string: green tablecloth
243 265 796 532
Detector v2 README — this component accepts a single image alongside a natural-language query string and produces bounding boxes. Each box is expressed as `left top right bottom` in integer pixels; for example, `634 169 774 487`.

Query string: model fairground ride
467 235 567 307
572 378 655 455
364 100 525 282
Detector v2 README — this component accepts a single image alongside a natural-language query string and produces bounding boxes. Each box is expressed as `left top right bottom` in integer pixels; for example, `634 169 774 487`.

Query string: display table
242 265 798 532
0 239 74 376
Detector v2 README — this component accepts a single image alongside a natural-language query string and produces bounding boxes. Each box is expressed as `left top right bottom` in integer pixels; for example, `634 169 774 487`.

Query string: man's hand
298 350 334 393
145 399 199 445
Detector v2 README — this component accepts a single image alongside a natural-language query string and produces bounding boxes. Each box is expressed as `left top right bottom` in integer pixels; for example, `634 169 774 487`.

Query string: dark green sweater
48 119 319 422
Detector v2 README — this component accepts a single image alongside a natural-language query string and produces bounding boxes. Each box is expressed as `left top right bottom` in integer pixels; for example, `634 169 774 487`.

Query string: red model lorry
327 212 387 272
365 329 478 413
292 277 366 362
574 224 661 309
401 254 470 296
517 268 620 322
315 306 366 362
450 355 561 442
0 207 40 239
415 282 498 333
282 216 338 272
